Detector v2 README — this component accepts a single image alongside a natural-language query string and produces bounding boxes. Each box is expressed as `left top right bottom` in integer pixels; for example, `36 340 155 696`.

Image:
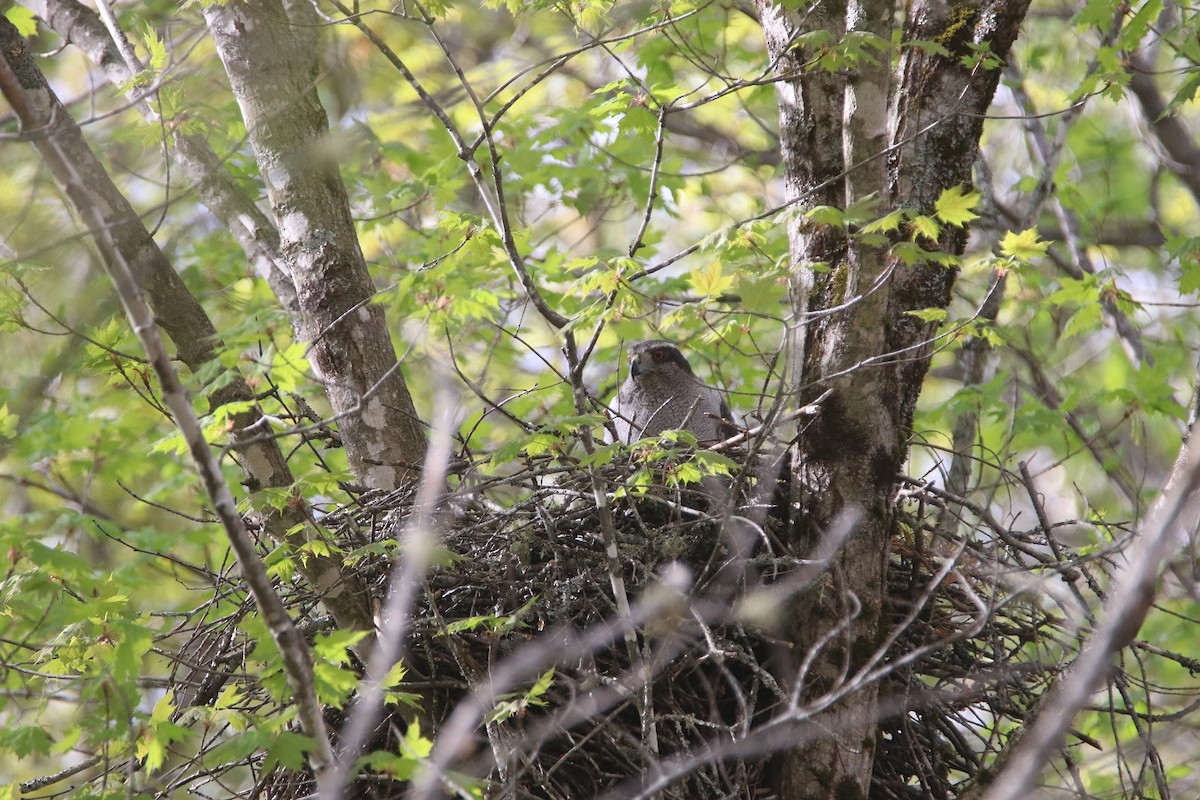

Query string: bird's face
628 341 694 378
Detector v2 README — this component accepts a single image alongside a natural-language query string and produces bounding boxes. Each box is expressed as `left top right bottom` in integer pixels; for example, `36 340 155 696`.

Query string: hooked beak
630 359 641 378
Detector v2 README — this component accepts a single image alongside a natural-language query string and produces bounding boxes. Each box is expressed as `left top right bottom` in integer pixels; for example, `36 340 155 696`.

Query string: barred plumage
610 340 734 445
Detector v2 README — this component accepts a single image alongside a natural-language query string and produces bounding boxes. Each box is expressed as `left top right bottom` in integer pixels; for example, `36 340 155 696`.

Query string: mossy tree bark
204 0 427 490
0 12 382 642
757 0 1034 795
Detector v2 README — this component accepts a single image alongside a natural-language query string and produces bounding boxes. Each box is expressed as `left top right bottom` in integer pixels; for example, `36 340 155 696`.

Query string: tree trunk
0 12 380 644
757 0 1033 795
24 0 301 319
205 0 427 489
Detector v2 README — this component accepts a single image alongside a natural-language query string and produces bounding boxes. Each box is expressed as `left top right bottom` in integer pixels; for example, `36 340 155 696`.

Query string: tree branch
980 418 1200 800
326 0 571 331
12 0 380 643
324 379 457 800
23 0 301 319
0 17 334 776
1128 49 1200 206
205 0 428 490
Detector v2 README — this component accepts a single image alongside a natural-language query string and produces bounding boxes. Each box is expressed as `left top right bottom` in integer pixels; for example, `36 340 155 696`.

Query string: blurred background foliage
2 0 1200 794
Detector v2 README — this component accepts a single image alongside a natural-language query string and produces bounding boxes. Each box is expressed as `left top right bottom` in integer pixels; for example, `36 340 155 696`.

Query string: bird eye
652 350 665 361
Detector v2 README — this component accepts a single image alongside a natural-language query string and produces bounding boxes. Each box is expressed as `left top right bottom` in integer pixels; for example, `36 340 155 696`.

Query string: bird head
627 340 695 378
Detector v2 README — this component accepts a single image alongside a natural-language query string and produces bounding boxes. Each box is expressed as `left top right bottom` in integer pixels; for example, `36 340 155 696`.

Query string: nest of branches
276 446 1126 800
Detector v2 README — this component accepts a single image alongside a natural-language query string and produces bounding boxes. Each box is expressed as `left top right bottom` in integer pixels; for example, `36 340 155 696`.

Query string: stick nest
284 449 1129 800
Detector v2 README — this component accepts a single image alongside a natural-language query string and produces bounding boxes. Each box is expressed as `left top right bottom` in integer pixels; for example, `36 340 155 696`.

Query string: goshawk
610 340 734 445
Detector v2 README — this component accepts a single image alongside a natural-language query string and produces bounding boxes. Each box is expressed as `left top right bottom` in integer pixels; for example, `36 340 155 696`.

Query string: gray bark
1128 49 1200 205
23 0 300 319
205 0 427 489
757 0 1033 795
0 16 334 774
4 8 377 643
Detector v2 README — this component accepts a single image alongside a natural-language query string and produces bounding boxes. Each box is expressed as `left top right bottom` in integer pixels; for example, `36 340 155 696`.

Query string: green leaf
382 661 425 711
443 596 536 635
402 718 434 759
265 544 297 581
50 727 81 756
0 726 53 758
806 205 847 226
906 308 948 323
671 460 703 485
522 431 561 457
141 23 168 73
933 185 981 227
910 215 941 241
1062 302 1104 339
1179 260 1200 295
485 669 555 724
794 29 835 51
485 437 526 471
690 261 735 298
265 732 316 772
4 6 37 37
580 442 618 467
314 629 370 664
904 39 951 58
890 241 959 267
1119 0 1163 49
999 228 1050 261
1047 276 1098 307
384 661 408 689
613 467 653 498
137 692 189 773
691 449 737 476
1165 71 1200 116
861 209 907 235
842 193 881 224
526 668 554 707
358 749 421 781
151 430 190 457
314 660 361 709
270 341 311 393
0 403 18 440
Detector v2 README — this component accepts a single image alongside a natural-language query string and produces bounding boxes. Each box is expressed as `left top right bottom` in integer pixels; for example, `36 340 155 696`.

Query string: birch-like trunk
16 0 381 640
757 0 1033 794
205 0 427 490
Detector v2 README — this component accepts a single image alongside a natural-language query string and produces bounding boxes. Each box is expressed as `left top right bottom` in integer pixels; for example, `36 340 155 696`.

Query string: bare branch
205 0 428 489
0 18 334 775
324 378 457 799
324 0 570 331
1128 49 1200 206
23 0 301 318
981 418 1200 800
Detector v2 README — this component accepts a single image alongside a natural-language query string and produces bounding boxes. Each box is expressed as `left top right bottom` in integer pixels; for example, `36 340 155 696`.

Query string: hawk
610 340 735 445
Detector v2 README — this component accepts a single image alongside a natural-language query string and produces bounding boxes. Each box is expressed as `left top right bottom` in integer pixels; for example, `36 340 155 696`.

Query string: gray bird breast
612 370 726 444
